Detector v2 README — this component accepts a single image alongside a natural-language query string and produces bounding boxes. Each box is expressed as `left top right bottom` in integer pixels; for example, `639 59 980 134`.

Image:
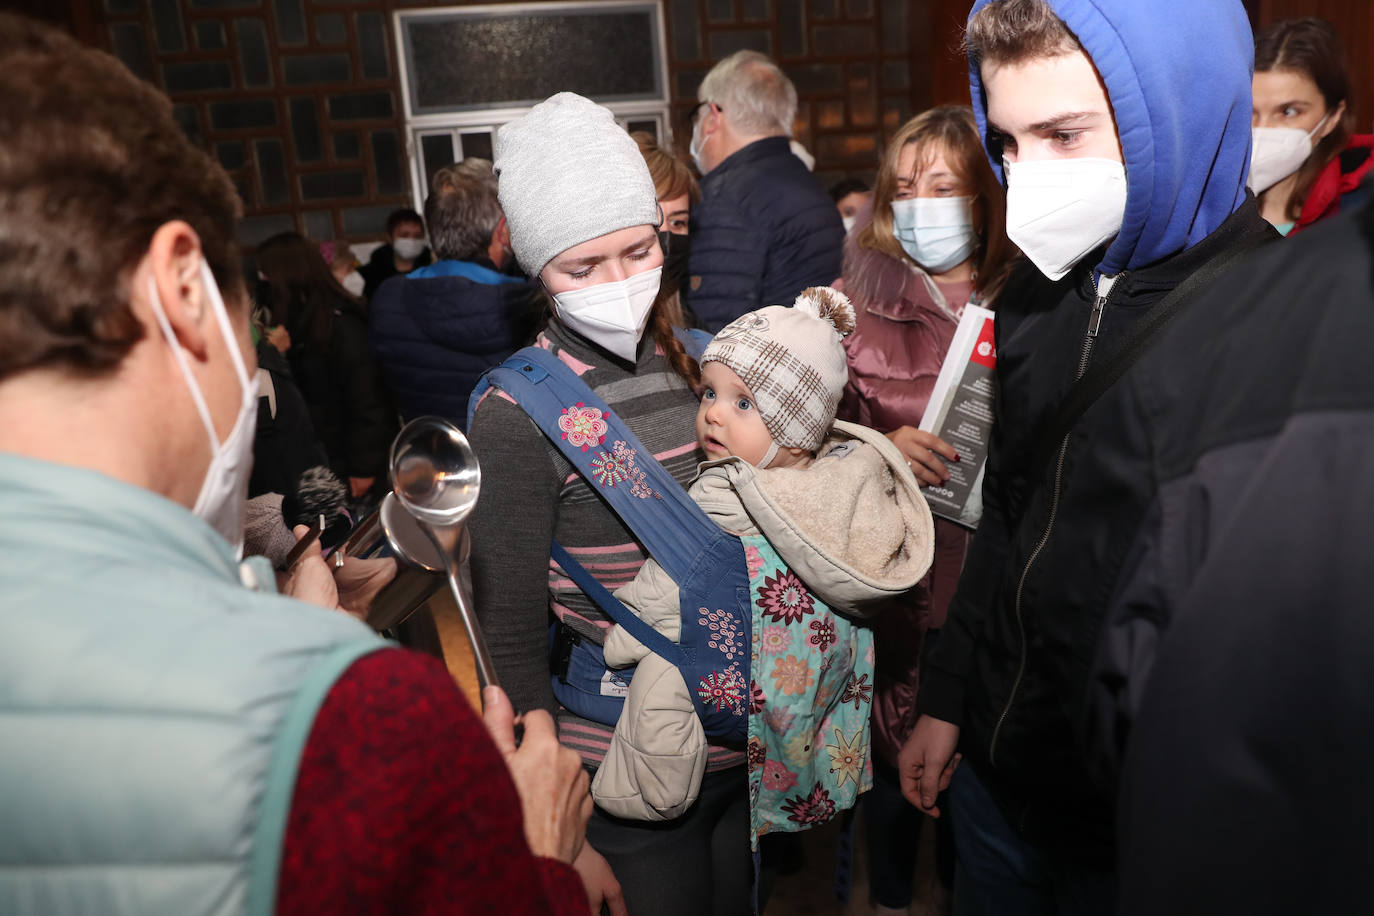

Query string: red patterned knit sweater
276 648 589 915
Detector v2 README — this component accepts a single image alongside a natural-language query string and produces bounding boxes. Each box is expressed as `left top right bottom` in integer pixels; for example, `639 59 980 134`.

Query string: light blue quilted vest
0 455 385 915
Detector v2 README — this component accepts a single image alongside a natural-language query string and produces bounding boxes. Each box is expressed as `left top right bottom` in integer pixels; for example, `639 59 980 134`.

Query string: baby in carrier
592 287 935 844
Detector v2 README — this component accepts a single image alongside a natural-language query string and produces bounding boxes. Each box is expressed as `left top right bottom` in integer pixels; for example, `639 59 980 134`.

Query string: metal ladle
388 416 498 690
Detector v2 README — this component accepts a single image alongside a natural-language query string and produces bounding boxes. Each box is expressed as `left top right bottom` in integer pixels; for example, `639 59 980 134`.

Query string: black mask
658 230 691 295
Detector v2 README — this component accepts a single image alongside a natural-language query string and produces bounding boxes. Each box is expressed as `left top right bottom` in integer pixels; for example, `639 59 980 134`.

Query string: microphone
281 466 349 549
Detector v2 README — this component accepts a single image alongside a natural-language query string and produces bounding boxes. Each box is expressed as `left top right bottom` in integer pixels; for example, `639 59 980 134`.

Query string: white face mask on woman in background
1248 113 1330 194
1004 158 1128 281
552 265 663 363
146 259 259 556
341 270 365 297
891 196 978 275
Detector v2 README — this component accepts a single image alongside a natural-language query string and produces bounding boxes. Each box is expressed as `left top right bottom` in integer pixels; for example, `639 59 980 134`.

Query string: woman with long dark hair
1251 17 1373 235
838 104 1019 916
254 231 394 500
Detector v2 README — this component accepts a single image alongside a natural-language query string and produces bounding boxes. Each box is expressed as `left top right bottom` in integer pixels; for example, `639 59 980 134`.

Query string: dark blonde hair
1255 17 1356 222
859 106 1017 299
630 131 701 379
0 12 244 378
631 132 701 207
964 0 1082 70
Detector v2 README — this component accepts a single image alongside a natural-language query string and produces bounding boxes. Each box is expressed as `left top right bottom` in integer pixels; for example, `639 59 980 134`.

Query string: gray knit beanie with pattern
701 287 857 452
493 92 660 275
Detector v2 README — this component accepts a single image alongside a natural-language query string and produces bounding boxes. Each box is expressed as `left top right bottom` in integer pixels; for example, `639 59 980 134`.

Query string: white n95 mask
1004 158 1128 282
553 266 663 362
891 196 978 275
1248 114 1330 194
147 260 259 557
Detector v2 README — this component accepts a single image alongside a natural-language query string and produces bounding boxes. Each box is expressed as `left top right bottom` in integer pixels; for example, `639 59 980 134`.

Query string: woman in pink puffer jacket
836 105 1019 916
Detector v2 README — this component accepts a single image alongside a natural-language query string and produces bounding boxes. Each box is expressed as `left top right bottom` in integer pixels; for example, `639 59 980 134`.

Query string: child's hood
694 420 934 614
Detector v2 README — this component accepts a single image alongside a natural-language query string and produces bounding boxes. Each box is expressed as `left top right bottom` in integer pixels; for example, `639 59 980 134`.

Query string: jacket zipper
988 272 1122 766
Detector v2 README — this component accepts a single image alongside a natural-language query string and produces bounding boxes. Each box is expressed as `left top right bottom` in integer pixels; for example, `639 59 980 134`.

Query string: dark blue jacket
686 136 844 331
369 260 542 430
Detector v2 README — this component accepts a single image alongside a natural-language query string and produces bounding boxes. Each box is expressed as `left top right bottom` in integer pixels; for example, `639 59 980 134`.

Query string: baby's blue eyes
701 388 752 411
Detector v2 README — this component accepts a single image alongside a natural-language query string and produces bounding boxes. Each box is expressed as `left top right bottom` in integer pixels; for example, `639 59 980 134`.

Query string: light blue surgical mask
890 196 977 275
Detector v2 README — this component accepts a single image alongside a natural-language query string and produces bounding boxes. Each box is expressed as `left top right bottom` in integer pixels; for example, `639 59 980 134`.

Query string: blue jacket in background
686 136 844 332
369 260 542 430
968 0 1254 276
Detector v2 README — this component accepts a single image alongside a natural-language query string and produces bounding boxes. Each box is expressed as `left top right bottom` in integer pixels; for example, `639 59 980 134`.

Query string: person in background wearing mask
1250 17 1373 236
836 104 1018 916
830 178 872 235
368 159 540 431
469 92 749 916
632 130 700 327
256 232 395 504
686 50 844 331
359 207 432 300
320 240 366 299
0 14 597 914
896 1 1275 911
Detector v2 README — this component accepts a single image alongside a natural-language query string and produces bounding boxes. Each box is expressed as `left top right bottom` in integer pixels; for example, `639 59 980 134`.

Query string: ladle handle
421 523 500 691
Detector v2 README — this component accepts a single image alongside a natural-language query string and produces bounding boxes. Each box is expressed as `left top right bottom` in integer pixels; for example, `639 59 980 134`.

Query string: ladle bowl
388 416 498 691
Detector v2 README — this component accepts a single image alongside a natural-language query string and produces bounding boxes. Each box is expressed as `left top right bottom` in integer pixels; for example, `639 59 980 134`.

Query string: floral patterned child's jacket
745 534 875 847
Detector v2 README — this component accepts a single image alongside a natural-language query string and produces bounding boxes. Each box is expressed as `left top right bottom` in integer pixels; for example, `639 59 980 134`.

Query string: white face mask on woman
552 265 663 362
890 196 978 274
146 259 259 557
1004 158 1128 281
1248 113 1330 194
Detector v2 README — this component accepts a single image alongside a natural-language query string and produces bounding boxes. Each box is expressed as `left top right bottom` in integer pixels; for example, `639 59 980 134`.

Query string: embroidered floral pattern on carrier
742 534 874 848
589 440 659 499
558 402 609 451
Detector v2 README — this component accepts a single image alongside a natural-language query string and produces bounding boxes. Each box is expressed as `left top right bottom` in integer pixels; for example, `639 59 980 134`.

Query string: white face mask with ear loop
552 265 664 363
147 259 259 558
1003 157 1128 282
1248 112 1331 194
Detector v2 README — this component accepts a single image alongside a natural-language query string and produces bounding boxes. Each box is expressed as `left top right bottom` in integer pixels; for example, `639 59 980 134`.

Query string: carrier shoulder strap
468 346 717 659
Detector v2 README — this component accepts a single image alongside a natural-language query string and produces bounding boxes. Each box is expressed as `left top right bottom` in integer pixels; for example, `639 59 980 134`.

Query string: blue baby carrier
467 345 751 742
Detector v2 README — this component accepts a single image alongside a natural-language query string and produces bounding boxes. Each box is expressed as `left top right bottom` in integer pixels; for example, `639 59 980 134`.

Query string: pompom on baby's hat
701 287 856 452
493 92 661 275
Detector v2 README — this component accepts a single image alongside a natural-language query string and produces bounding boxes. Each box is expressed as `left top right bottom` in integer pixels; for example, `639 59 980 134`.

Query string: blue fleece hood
967 0 1254 275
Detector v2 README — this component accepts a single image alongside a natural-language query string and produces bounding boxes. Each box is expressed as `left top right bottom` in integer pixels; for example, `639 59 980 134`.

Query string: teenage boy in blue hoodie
897 0 1276 910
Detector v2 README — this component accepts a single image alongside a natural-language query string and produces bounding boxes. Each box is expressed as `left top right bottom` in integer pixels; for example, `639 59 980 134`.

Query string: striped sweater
468 319 745 771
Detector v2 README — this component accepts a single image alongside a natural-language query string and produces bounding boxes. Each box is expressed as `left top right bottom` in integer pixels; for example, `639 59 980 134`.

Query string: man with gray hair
369 159 540 429
685 50 844 331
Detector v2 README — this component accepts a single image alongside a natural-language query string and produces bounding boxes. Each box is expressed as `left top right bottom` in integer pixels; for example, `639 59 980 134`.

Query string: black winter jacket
248 340 328 498
685 136 843 331
1118 196 1374 915
368 263 541 430
918 199 1276 864
285 294 396 480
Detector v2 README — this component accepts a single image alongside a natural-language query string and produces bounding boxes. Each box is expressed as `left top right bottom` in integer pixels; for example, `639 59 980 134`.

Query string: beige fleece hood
693 420 934 615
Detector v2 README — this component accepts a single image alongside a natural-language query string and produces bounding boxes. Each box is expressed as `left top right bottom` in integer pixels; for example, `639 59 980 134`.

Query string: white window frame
394 0 672 212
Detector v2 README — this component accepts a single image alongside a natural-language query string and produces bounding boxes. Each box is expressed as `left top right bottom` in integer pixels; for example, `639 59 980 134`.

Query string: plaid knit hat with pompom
701 286 856 452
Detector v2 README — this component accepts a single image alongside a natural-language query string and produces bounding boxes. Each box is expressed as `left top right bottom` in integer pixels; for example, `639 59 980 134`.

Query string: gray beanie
702 287 857 452
494 92 660 275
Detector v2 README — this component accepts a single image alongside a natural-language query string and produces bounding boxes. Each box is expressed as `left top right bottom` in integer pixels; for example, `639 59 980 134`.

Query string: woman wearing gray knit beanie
467 92 751 916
